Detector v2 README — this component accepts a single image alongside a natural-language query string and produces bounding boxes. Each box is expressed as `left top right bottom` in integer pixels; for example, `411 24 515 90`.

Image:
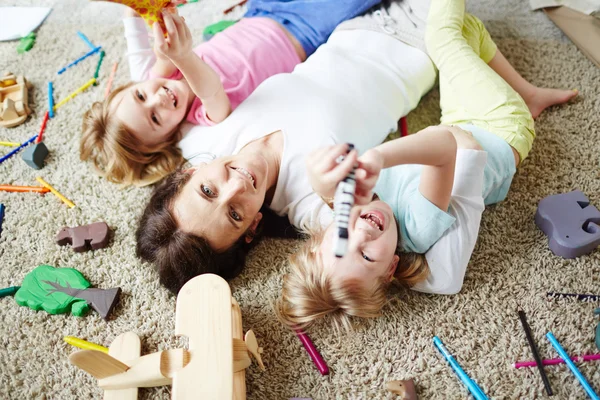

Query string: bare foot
524 87 578 119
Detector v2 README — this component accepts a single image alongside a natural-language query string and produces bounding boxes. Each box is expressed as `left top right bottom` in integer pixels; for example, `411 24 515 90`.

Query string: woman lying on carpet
276 0 577 332
135 0 575 295
79 0 382 186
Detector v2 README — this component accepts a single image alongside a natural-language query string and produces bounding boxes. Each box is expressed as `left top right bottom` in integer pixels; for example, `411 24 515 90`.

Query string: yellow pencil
53 78 96 111
0 141 20 147
35 177 76 208
63 336 109 353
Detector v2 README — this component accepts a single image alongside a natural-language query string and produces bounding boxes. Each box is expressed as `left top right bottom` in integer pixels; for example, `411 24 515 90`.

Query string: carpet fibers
0 0 599 399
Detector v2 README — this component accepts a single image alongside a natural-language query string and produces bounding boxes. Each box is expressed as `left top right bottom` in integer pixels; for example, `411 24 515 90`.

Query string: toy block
535 191 600 258
56 221 111 252
1 98 18 120
0 72 31 128
21 141 49 170
386 380 418 399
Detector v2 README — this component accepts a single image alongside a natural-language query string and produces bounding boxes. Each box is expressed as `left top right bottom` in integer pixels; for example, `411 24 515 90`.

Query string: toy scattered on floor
0 184 49 193
58 46 102 75
535 190 600 259
14 265 121 320
64 335 109 353
93 50 106 84
224 0 247 14
104 62 118 98
295 330 329 375
36 176 76 208
17 32 36 54
56 221 111 252
0 72 32 128
595 308 600 350
48 81 54 118
203 20 238 41
69 274 264 399
333 144 356 258
22 111 50 170
0 286 20 298
92 0 173 35
517 308 552 395
53 78 97 111
386 380 417 400
0 203 4 237
434 336 488 400
0 141 21 147
546 332 599 399
35 111 49 144
0 134 37 165
547 292 600 301
514 353 600 368
76 31 97 50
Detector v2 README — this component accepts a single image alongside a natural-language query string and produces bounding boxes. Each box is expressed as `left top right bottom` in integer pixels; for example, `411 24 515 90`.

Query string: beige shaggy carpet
1 0 599 399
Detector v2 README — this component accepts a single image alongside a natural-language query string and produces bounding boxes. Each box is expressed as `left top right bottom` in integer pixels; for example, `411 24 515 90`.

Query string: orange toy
0 72 32 128
92 0 182 34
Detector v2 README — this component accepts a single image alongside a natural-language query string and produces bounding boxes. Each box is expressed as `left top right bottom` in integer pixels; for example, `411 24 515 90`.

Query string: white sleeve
123 17 155 82
412 150 487 295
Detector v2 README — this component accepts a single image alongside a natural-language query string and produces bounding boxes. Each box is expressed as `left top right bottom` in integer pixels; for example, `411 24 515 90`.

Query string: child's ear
182 163 206 175
387 255 399 282
245 212 263 244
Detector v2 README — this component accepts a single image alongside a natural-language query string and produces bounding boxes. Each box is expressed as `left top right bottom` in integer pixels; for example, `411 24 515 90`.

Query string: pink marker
295 330 329 375
514 353 600 368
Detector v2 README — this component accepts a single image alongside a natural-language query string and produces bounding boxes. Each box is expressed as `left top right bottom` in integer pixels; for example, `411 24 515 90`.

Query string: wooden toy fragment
535 190 600 258
91 0 172 34
14 265 121 320
386 380 418 399
68 274 264 399
0 72 32 128
56 221 111 252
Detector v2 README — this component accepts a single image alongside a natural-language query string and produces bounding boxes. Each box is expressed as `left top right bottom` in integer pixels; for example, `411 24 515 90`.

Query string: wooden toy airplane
68 274 265 399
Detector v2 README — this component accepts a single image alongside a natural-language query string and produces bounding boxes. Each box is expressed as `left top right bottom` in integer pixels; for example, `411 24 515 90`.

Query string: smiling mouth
163 86 177 108
232 167 256 189
360 213 383 231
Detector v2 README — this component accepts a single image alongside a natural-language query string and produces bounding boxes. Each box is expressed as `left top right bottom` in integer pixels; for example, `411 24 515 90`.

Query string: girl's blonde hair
277 225 430 333
80 83 184 187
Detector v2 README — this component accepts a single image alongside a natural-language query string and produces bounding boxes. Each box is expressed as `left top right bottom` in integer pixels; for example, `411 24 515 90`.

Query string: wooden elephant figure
56 222 111 252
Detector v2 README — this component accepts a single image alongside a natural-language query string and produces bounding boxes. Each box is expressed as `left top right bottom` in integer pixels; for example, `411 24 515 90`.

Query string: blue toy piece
595 308 600 350
535 190 600 259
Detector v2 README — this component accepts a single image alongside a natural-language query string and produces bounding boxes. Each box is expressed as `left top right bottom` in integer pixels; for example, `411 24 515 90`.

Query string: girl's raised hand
306 144 358 200
153 11 193 63
354 148 384 205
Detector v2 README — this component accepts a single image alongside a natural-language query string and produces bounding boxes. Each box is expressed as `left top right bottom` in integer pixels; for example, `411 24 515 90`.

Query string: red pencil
35 111 50 144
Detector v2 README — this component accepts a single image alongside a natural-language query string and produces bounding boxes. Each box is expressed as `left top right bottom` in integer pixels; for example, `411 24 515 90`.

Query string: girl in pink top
81 0 381 186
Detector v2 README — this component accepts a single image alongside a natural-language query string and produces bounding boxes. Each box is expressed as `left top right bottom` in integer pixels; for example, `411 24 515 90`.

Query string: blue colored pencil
0 203 4 237
48 81 54 118
57 46 101 75
546 332 599 400
0 134 38 165
76 31 96 50
433 337 489 400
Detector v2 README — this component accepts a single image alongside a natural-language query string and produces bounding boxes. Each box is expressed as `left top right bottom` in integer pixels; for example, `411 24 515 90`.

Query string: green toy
203 20 238 41
14 265 121 320
17 33 36 54
595 308 600 350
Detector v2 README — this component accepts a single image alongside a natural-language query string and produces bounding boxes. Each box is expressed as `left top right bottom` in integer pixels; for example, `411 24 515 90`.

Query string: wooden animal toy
56 221 111 252
14 265 121 320
386 380 418 399
68 274 265 399
535 190 600 258
0 72 32 128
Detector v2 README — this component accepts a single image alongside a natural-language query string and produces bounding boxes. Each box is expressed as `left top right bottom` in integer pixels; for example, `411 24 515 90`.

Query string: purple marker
295 330 329 375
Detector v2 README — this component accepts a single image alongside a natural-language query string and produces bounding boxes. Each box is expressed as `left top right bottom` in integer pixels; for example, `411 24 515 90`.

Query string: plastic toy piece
0 134 37 165
58 46 102 75
48 81 55 118
36 176 76 208
224 0 247 14
56 221 111 252
0 185 49 193
64 336 109 353
595 308 600 351
17 33 36 54
0 286 20 298
0 141 20 147
94 50 106 84
91 0 172 35
333 144 356 258
104 62 119 98
68 274 264 399
22 142 49 170
53 78 97 110
14 265 121 320
77 31 97 50
0 72 32 128
203 20 237 41
535 190 600 258
295 330 329 375
0 203 4 237
35 111 50 144
386 380 418 399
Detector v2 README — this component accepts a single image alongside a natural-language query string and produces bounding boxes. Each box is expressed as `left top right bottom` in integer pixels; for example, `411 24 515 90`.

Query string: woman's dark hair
136 169 299 294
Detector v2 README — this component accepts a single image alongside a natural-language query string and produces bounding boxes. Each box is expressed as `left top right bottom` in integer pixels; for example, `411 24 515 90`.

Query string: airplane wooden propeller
68 274 265 399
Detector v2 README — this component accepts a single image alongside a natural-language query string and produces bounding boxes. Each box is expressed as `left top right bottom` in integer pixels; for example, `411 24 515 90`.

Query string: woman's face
172 153 271 251
319 200 400 287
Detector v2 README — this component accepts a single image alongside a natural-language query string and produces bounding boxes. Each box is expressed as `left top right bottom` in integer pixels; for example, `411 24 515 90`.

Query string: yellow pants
425 0 535 161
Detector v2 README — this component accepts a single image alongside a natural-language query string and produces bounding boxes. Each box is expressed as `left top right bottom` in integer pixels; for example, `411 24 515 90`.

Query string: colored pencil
224 0 247 14
35 111 50 144
0 185 50 193
0 286 19 298
515 353 600 368
54 78 96 111
93 50 106 82
433 336 488 400
0 203 4 237
48 81 54 118
35 177 76 208
517 309 553 395
295 330 329 375
57 46 102 75
64 336 109 353
0 134 37 165
547 292 600 301
76 31 96 50
104 62 118 98
546 332 599 400
0 141 20 147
